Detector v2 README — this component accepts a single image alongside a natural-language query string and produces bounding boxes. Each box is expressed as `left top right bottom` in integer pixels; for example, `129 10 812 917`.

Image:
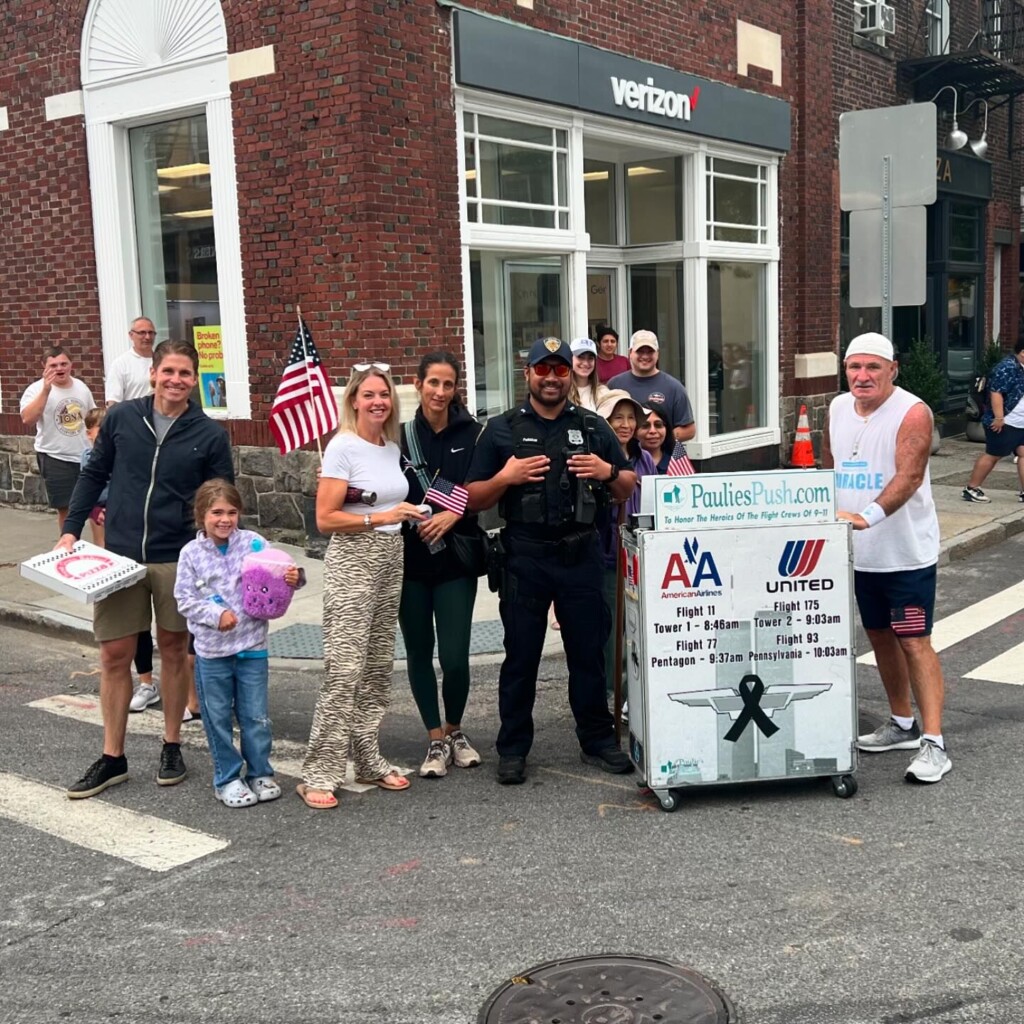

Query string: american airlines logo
610 76 699 122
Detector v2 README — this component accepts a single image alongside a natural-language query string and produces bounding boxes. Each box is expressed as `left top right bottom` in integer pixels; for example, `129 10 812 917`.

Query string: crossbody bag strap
403 421 434 494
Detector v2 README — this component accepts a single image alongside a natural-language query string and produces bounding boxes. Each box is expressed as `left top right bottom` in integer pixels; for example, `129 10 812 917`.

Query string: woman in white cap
569 338 609 412
595 389 656 694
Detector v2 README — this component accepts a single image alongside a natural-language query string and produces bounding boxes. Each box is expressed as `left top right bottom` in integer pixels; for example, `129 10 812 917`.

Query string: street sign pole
881 154 892 339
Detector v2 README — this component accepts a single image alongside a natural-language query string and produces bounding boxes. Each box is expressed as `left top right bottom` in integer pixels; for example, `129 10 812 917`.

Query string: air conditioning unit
856 1 896 37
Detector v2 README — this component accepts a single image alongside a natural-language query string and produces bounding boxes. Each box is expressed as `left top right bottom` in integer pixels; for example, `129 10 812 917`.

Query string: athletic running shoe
129 682 160 712
905 739 952 783
67 755 128 799
962 486 991 503
449 730 482 768
856 719 921 752
182 706 201 723
1018 490 1024 503
419 739 452 778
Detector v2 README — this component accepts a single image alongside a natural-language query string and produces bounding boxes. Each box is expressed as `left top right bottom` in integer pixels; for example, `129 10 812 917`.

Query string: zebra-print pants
302 529 403 789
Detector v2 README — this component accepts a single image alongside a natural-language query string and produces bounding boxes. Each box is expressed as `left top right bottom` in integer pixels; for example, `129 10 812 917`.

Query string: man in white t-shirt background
19 346 96 534
105 316 157 404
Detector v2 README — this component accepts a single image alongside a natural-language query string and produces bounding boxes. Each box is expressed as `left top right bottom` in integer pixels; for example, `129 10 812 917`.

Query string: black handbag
448 528 490 578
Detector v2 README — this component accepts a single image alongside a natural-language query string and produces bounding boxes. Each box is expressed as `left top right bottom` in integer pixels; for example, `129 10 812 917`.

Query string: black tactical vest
500 406 603 529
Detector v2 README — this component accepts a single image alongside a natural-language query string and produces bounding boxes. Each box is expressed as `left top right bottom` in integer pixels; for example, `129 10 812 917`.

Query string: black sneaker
157 743 187 786
67 755 128 800
496 755 527 785
962 485 991 503
580 746 634 774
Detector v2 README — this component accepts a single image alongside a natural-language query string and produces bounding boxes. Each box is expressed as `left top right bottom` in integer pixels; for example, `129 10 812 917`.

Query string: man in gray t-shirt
609 330 695 442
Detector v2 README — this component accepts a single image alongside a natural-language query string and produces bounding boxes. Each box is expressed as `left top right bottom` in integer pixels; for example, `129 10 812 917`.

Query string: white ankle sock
892 714 915 731
922 733 944 750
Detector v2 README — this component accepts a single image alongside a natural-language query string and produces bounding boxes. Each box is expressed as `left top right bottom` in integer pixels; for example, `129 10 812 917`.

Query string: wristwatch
607 464 620 483
363 513 373 529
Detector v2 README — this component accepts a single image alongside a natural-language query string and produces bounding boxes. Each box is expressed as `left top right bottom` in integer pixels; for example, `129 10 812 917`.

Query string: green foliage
977 339 1004 377
897 338 946 415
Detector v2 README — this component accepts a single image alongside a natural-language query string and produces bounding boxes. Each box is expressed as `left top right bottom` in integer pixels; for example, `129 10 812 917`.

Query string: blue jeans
194 654 274 789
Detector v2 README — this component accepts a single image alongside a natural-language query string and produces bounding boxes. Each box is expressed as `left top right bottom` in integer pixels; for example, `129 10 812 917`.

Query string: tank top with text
829 386 939 572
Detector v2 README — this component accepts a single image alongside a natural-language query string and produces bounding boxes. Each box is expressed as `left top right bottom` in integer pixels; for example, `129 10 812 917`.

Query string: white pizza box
20 541 147 604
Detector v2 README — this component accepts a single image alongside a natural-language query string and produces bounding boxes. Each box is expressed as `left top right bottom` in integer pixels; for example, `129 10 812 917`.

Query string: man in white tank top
823 333 950 784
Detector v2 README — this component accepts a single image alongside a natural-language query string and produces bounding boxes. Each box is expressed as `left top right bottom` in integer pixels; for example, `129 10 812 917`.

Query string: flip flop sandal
296 783 338 809
356 772 411 791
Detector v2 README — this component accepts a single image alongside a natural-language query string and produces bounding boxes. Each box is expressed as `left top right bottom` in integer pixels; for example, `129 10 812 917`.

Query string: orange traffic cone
790 404 815 468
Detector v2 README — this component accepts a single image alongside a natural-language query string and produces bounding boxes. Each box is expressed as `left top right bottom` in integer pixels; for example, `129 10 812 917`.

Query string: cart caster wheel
831 774 858 799
657 791 680 813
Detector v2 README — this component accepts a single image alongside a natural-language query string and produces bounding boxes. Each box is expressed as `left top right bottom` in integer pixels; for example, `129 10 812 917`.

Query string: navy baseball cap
527 336 573 366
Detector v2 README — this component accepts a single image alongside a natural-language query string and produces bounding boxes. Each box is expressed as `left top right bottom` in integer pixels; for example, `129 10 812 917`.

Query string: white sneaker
419 739 452 778
449 730 482 768
250 776 281 802
905 740 952 783
128 682 159 713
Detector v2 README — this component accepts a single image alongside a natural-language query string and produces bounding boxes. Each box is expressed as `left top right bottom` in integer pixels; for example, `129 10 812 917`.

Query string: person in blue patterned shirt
962 338 1024 504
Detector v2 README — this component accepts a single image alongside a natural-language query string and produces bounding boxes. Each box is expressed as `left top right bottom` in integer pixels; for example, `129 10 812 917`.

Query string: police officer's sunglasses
531 362 571 378
352 362 391 373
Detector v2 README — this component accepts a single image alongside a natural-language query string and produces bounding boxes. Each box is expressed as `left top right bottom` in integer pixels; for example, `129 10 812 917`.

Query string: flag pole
296 304 325 464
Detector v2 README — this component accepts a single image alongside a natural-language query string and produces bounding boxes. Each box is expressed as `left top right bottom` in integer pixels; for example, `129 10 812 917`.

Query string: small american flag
425 476 469 516
892 605 927 636
269 320 338 455
665 440 696 477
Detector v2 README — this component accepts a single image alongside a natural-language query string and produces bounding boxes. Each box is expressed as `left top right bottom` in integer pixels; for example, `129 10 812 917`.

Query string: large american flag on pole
665 440 696 477
269 320 338 454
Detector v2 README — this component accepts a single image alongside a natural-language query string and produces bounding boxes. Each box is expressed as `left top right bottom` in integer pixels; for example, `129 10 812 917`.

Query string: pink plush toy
241 543 296 620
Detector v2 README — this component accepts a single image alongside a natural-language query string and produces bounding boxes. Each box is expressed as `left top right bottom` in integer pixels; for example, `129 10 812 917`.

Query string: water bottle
417 504 446 554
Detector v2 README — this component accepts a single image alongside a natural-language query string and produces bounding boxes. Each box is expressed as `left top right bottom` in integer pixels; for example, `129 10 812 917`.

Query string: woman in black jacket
399 352 485 779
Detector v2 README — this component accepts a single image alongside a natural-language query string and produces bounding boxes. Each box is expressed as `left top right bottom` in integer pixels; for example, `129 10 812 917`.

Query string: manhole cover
479 954 738 1024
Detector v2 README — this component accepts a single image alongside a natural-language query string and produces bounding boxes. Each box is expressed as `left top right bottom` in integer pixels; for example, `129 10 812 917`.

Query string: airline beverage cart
622 470 858 812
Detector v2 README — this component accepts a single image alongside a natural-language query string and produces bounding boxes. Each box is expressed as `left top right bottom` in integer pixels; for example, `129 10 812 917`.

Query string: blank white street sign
849 206 927 307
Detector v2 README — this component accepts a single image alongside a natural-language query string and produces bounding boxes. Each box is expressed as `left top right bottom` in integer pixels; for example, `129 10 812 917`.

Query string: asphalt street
2 535 1024 1023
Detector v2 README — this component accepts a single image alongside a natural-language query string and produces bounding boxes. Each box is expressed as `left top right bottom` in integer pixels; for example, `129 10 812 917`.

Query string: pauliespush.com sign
651 470 836 531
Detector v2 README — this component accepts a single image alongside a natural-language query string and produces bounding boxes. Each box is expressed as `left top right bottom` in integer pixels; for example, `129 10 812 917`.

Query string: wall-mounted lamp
929 85 968 150
962 98 989 158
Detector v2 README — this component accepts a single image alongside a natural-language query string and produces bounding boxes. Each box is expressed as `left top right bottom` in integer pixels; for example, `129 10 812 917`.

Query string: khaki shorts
93 562 186 642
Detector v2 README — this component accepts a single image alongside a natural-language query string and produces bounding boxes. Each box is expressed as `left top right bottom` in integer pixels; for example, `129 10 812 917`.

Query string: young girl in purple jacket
174 479 303 808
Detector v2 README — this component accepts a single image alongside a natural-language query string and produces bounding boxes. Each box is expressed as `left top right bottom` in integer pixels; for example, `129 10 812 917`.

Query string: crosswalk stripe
964 641 1024 685
857 581 1024 666
27 695 396 792
0 771 229 872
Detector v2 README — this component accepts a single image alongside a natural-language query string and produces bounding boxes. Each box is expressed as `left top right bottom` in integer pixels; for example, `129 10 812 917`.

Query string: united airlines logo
778 539 825 578
767 539 833 593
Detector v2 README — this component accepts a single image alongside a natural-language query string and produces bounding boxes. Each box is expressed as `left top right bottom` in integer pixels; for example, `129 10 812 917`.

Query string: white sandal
250 776 282 802
217 778 257 808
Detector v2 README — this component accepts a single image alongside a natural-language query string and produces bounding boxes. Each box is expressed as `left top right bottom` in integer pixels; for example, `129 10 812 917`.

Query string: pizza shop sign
610 76 700 122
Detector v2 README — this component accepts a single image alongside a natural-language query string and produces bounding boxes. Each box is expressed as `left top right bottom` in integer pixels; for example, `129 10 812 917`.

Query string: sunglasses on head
353 362 391 373
532 362 571 378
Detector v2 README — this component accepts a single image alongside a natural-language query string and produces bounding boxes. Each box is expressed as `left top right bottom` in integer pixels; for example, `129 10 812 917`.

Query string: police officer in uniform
466 337 637 784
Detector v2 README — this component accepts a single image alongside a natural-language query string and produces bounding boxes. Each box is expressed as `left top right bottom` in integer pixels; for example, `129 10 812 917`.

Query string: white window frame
456 90 781 459
80 0 249 419
926 0 951 56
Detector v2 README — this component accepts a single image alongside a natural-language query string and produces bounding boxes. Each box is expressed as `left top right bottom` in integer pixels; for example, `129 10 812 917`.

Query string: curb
0 600 97 647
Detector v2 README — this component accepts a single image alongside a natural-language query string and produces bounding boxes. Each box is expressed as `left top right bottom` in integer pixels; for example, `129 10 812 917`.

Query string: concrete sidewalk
2 435 1022 664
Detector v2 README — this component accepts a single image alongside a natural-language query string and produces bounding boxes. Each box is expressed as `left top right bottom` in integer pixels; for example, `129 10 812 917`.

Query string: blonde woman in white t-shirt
298 364 426 809
568 338 609 412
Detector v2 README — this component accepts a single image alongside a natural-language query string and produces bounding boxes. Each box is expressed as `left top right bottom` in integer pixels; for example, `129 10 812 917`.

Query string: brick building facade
1 0 1019 535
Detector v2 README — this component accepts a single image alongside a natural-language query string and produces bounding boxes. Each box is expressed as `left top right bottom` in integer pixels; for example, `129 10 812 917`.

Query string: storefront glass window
947 275 977 396
707 262 765 434
130 114 220 349
950 203 981 262
584 159 616 245
706 158 767 243
464 114 569 229
626 158 682 244
629 262 684 380
470 249 566 418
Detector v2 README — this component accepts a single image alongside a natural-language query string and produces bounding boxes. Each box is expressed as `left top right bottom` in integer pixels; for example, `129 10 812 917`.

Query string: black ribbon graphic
724 674 780 743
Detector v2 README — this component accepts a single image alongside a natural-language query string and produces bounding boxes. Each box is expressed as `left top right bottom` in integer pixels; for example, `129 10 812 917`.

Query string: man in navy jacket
57 339 234 798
